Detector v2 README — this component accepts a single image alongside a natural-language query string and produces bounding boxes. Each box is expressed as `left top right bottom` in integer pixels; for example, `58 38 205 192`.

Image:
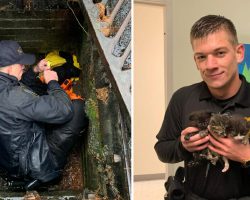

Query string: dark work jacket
0 72 73 182
155 75 250 200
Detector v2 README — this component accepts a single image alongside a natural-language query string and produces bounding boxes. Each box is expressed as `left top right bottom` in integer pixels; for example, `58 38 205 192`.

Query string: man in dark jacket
0 40 88 190
155 15 250 200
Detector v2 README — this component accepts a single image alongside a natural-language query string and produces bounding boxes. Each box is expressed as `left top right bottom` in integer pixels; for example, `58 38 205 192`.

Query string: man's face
192 29 244 92
9 64 25 81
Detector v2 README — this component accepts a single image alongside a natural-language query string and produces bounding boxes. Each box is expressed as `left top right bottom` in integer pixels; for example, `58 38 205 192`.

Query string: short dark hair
190 15 238 45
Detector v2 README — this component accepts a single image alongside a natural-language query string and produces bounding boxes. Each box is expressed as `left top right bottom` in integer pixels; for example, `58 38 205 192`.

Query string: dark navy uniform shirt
155 75 250 200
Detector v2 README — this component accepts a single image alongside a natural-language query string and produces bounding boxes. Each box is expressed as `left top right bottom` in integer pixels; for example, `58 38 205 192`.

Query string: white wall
134 2 166 177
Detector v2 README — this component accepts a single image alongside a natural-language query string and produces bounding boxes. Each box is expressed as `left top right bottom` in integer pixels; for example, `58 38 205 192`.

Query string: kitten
208 113 250 172
186 112 250 172
185 111 212 167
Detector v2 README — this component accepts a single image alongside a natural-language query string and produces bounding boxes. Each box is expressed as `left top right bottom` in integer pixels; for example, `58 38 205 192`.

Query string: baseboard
134 173 165 181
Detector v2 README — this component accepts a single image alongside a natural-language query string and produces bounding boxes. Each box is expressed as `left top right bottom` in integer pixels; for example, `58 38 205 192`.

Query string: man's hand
208 132 250 163
33 59 50 73
43 70 58 84
181 127 209 152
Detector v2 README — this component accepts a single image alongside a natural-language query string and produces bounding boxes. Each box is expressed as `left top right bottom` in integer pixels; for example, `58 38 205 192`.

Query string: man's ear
236 44 245 63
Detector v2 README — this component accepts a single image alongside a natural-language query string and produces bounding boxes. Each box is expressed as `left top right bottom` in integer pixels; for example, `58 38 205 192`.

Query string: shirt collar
199 74 250 107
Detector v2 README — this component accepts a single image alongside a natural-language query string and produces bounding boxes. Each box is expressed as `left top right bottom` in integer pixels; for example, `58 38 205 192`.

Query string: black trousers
46 99 89 169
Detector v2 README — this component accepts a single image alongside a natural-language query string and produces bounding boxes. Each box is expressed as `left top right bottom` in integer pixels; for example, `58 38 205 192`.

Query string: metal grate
112 20 131 57
81 0 131 115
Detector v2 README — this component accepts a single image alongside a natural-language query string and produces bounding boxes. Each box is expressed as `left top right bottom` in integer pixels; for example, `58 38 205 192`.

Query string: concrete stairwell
0 0 131 199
